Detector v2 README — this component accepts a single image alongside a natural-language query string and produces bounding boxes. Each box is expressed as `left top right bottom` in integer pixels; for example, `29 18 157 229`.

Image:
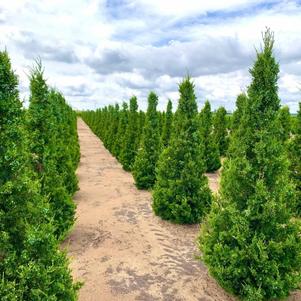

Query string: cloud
63 83 95 97
0 0 301 112
14 31 78 63
85 36 252 78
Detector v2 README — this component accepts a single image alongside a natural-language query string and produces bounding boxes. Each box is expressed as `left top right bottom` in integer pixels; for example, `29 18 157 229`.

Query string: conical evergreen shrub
289 102 301 214
119 96 139 171
112 102 128 158
26 62 76 239
199 101 221 172
277 105 291 143
199 29 301 301
152 77 212 224
106 103 120 152
231 93 247 132
213 106 228 156
132 92 161 189
0 50 79 301
161 99 173 147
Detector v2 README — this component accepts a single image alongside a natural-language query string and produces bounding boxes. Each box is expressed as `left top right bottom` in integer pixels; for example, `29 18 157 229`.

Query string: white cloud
130 0 270 17
0 0 301 112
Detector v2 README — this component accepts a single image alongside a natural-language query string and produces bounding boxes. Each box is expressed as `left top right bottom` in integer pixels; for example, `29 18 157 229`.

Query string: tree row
0 52 80 300
82 29 301 300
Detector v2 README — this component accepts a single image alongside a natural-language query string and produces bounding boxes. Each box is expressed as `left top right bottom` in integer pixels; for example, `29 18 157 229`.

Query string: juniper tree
200 29 301 301
213 106 228 156
119 96 139 171
288 102 301 214
152 77 212 224
199 101 221 172
161 99 173 147
132 92 161 189
27 62 76 239
0 50 79 300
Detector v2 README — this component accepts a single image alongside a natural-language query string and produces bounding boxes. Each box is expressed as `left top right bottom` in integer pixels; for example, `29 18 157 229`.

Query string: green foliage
213 106 228 156
119 96 139 171
132 92 161 189
0 50 79 301
152 77 212 224
104 104 120 151
161 99 173 147
136 109 146 151
199 101 221 172
276 105 291 142
288 102 301 214
231 93 248 132
26 61 78 239
112 102 128 158
200 29 301 301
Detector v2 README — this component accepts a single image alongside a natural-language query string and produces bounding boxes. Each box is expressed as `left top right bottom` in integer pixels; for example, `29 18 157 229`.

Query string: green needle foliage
200 29 301 301
199 101 221 172
27 62 77 239
213 106 228 156
119 96 139 171
161 99 173 147
152 77 212 224
288 102 301 214
0 50 79 301
133 92 161 189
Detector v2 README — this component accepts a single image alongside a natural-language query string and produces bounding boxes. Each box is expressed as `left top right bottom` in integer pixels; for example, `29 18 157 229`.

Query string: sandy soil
63 118 300 301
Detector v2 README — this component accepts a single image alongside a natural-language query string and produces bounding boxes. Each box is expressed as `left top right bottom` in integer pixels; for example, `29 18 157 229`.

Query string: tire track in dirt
63 118 300 301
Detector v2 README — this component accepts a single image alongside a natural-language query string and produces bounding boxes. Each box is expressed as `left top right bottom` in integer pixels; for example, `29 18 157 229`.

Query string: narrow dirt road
63 119 301 301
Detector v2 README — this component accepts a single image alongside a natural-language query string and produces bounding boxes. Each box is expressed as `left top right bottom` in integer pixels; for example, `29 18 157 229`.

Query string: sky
1 0 301 112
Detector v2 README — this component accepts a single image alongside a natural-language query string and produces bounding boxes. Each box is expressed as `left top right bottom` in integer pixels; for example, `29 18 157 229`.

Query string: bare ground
63 118 300 301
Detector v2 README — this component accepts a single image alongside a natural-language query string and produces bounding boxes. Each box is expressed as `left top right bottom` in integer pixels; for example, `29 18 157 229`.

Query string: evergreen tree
106 103 120 152
27 62 76 239
199 101 221 172
152 77 212 224
137 109 146 150
161 99 173 147
159 111 166 135
112 102 128 158
119 96 139 171
231 93 248 132
277 105 291 143
0 50 79 300
103 105 114 148
47 90 79 196
213 106 228 156
200 29 301 301
132 92 161 189
288 102 301 214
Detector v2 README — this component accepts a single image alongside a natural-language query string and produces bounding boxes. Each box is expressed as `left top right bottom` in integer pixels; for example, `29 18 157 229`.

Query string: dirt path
63 119 299 301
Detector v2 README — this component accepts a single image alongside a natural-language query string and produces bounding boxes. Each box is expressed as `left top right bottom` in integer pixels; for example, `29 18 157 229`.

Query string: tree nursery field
2 28 301 301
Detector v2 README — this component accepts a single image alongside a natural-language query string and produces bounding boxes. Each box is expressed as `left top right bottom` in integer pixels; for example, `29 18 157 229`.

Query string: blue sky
1 0 301 112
